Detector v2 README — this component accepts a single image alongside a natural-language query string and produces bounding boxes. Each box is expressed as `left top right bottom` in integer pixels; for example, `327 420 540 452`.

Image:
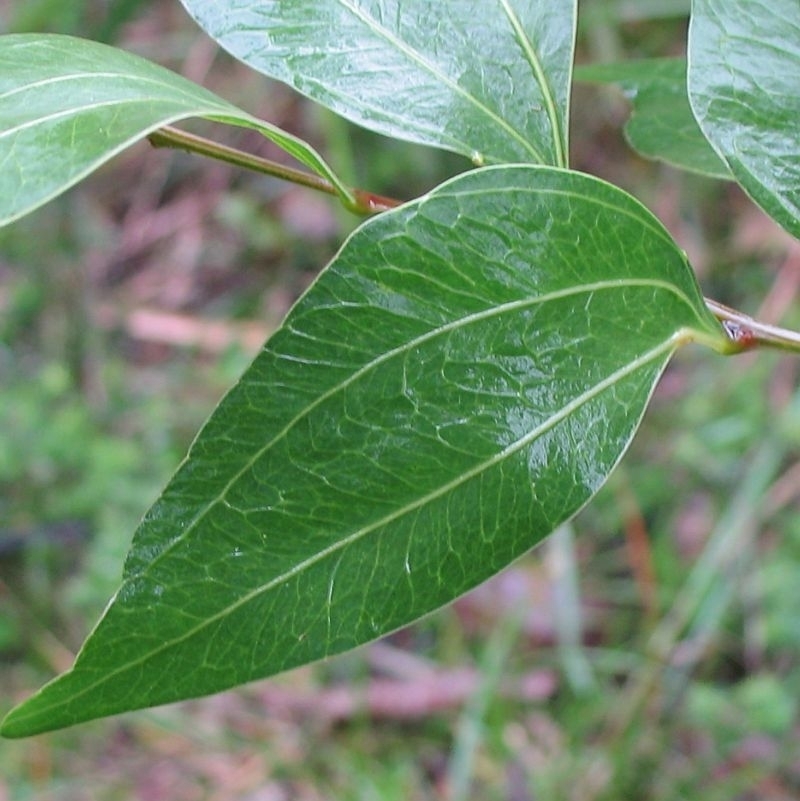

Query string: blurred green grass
2 0 800 799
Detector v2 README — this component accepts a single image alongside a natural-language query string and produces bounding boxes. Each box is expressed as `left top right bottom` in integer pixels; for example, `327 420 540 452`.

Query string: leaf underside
0 165 725 737
0 33 349 226
689 0 800 237
179 0 576 166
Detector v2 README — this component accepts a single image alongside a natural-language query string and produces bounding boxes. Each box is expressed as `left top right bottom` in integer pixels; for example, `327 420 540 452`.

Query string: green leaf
575 59 731 179
0 33 352 226
178 0 576 167
0 165 726 737
688 0 800 237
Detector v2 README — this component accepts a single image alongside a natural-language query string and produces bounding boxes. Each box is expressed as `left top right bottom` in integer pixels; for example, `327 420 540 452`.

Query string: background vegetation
2 0 799 797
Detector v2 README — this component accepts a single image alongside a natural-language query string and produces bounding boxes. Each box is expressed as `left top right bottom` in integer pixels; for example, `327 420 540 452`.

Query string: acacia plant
2 0 799 737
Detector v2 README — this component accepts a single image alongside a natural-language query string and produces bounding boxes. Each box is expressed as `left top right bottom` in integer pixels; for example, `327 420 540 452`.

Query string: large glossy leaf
0 165 726 737
575 59 731 179
688 0 800 237
178 0 576 167
0 33 352 226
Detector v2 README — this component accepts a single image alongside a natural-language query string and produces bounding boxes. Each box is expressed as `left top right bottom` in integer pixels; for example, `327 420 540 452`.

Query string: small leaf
0 165 726 737
688 0 800 237
0 33 352 226
575 59 731 179
178 0 576 167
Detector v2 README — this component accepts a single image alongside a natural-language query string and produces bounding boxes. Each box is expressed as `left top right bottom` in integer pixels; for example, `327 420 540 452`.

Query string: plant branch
147 125 401 216
705 297 800 354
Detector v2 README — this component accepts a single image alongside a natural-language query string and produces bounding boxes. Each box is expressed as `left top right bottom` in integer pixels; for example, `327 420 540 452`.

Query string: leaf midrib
498 0 567 167
10 321 684 729
0 70 213 101
0 78 233 142
0 102 210 143
334 0 548 163
137 276 696 578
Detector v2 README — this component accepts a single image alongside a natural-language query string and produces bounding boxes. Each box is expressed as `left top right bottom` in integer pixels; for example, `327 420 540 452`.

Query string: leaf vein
333 0 545 162
39 331 679 720
497 0 567 166
137 277 695 579
0 96 225 142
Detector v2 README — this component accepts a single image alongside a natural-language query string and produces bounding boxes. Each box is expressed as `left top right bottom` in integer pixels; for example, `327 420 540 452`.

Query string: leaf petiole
148 125 400 215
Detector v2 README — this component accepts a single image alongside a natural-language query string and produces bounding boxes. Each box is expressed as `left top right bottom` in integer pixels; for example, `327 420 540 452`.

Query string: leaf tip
0 670 85 738
0 701 36 739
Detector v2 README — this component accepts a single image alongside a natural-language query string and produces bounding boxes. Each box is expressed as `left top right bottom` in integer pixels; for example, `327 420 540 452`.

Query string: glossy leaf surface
178 0 576 166
689 0 800 236
575 59 730 179
0 33 351 226
1 165 726 736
